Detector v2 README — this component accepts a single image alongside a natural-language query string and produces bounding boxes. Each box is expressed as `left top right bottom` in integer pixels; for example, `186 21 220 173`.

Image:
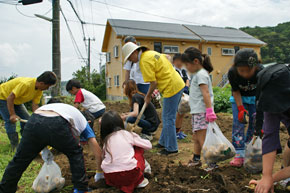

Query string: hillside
240 21 290 64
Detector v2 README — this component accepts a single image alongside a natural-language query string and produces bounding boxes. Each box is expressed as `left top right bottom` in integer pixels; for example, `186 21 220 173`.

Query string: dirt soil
52 102 289 193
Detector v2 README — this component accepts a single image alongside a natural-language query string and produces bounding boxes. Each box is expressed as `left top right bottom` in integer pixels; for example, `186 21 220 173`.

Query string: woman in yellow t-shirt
122 42 185 155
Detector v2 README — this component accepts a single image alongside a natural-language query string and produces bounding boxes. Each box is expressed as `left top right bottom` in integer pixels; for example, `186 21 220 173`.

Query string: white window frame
163 45 179 54
106 52 111 63
106 77 112 88
113 46 119 58
222 48 235 56
207 47 212 56
114 75 120 87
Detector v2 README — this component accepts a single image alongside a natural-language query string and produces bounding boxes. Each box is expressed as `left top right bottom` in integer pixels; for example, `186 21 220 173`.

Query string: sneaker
154 143 164 149
140 133 153 141
137 178 149 188
230 157 244 167
204 163 219 172
180 131 187 138
187 159 202 167
157 149 178 156
73 189 87 193
176 132 185 140
144 160 151 174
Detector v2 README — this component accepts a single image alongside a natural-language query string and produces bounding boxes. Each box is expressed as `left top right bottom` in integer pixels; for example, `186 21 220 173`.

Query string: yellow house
102 19 265 101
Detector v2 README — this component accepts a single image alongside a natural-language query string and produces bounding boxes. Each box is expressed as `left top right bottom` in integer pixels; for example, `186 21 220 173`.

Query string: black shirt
132 93 160 127
228 64 264 96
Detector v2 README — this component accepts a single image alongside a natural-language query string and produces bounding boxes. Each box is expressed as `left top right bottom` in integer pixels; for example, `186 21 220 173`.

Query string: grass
0 120 42 193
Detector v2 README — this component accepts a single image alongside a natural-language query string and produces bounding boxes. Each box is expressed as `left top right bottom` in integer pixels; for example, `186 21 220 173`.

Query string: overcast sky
0 0 289 81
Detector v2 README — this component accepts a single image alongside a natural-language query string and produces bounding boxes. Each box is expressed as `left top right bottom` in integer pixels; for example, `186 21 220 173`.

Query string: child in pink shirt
100 111 152 193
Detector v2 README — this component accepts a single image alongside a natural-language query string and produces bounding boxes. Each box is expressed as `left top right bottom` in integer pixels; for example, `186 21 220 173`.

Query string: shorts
80 123 96 142
191 113 208 133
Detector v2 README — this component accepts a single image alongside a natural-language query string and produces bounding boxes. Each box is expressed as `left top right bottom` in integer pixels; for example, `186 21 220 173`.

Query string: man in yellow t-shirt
0 71 56 150
122 42 185 155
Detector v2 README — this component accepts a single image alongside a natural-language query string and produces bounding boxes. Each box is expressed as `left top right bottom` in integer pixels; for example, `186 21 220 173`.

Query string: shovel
17 118 28 123
126 103 147 132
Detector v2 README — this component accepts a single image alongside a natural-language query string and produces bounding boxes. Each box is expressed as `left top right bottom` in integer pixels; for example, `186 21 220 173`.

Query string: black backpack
256 64 290 113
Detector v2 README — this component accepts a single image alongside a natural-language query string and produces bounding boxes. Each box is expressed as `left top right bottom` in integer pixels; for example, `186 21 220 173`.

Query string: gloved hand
94 171 104 182
206 108 217 122
183 86 189 95
238 105 248 124
253 112 264 138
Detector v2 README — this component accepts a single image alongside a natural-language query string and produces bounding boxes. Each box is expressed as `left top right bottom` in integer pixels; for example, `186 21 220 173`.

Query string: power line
66 0 88 53
15 3 36 18
90 0 202 25
60 6 86 64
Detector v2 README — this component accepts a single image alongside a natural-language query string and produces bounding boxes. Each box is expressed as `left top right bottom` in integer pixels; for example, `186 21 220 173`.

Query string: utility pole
52 0 61 96
84 37 95 81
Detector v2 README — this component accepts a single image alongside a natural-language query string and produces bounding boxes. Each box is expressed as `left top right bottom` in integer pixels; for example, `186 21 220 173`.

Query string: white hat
122 42 140 63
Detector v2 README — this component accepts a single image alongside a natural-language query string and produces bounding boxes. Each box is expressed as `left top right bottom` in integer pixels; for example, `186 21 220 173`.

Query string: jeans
159 89 183 152
231 103 256 158
126 116 158 135
91 108 106 119
0 100 30 134
137 84 150 95
0 114 88 193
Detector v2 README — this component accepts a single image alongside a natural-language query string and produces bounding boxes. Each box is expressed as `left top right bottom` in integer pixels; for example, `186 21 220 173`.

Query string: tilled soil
52 101 289 193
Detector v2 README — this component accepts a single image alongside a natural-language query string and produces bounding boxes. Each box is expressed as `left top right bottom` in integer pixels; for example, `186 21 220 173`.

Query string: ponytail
201 54 213 73
181 47 214 73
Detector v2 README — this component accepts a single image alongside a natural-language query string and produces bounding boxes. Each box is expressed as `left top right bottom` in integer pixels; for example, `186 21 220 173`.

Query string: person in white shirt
100 111 152 193
122 36 150 94
0 99 103 193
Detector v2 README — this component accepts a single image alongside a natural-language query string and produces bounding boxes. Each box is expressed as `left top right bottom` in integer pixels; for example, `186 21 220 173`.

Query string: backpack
256 64 290 113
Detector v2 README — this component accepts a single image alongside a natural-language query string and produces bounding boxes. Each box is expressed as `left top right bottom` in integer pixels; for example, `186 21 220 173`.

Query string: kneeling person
0 99 103 193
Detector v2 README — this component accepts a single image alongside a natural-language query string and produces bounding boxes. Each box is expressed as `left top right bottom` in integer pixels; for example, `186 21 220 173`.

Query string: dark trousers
126 116 158 135
0 114 88 193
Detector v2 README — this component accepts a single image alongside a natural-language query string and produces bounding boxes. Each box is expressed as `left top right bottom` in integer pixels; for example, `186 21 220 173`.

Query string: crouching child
100 111 152 193
249 64 290 193
0 99 103 193
122 79 160 140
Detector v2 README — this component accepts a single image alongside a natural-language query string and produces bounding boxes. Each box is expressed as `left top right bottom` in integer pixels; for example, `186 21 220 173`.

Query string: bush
213 86 232 113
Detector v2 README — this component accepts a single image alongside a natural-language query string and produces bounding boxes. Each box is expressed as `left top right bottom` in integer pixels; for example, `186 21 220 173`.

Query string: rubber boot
7 132 19 151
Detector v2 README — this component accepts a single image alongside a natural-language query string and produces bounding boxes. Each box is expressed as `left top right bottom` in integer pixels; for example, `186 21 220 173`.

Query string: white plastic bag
32 147 65 193
244 136 262 173
202 122 236 164
178 93 190 114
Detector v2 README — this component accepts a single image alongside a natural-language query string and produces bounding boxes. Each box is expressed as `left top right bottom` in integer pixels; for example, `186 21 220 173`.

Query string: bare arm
185 79 190 87
200 84 212 108
7 92 18 123
145 81 157 104
127 103 139 118
32 102 39 112
232 90 243 107
88 138 103 172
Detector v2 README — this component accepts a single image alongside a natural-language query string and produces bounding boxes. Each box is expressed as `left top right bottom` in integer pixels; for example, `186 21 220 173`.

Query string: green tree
240 21 290 64
72 66 106 100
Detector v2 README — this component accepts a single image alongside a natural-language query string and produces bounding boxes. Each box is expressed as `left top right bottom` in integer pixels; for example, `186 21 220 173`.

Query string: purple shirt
262 112 290 155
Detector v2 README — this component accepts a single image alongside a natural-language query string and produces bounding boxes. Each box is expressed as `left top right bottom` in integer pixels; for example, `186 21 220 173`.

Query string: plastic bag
151 89 162 109
244 136 262 173
202 122 236 164
178 93 190 114
32 147 65 193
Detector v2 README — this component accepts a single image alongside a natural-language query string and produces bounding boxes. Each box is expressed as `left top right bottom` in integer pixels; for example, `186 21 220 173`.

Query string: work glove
206 108 217 122
183 86 189 95
238 105 248 124
94 171 104 182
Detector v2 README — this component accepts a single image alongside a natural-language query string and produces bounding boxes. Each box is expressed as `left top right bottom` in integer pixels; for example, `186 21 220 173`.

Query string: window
163 45 179 54
222 48 235 56
106 52 111 63
106 77 112 88
114 75 119 87
154 42 162 53
113 46 119 58
234 46 240 53
207 47 212 56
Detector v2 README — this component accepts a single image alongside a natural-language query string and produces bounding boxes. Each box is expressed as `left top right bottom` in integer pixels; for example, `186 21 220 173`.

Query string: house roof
183 25 265 45
102 19 265 52
108 19 200 40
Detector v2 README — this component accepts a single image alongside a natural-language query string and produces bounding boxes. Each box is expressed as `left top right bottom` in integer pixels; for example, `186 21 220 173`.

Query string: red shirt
74 89 84 103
